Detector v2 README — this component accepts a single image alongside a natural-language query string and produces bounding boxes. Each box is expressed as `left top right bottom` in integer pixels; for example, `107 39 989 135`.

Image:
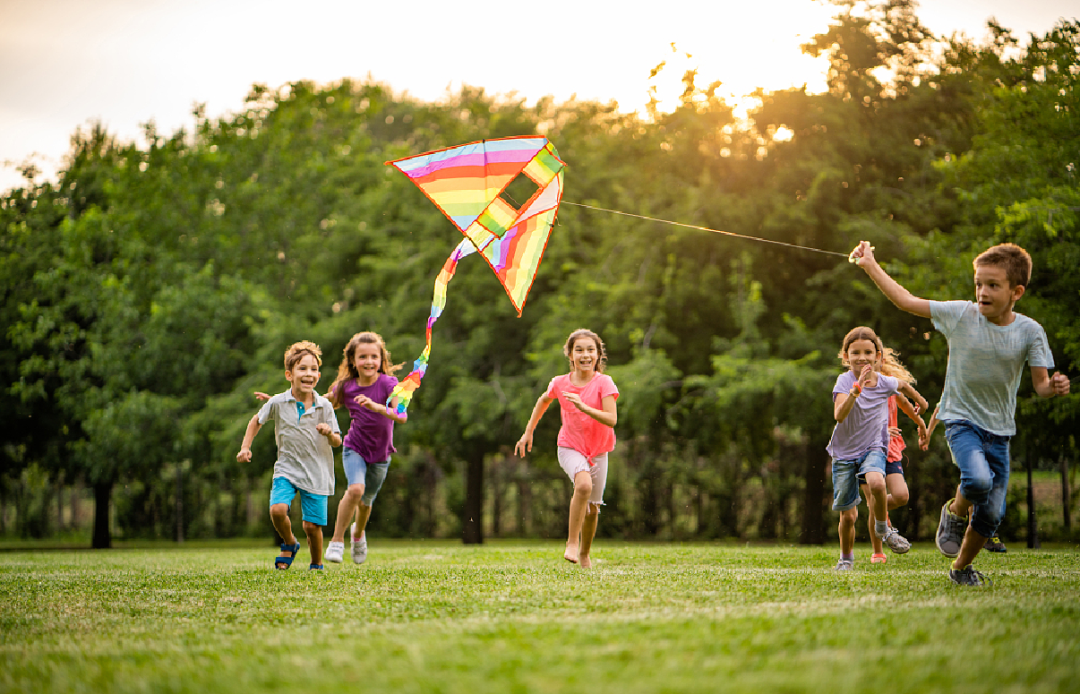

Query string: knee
574 478 593 498
346 484 366 500
585 503 600 518
301 520 320 533
269 504 289 520
866 475 886 494
963 474 993 500
840 508 857 524
892 488 910 507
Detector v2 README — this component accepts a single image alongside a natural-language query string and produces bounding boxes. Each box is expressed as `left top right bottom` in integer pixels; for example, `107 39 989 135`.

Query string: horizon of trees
2 1 1077 548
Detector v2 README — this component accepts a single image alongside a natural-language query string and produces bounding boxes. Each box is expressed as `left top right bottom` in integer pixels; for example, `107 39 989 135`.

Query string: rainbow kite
385 136 566 414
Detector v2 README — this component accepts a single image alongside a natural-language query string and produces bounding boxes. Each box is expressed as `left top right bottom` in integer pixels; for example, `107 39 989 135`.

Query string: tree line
2 1 1077 547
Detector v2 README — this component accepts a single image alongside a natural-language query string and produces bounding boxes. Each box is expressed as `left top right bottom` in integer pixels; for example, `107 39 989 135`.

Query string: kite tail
387 239 477 415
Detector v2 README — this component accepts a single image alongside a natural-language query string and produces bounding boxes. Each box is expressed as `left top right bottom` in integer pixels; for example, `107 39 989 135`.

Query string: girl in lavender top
322 332 406 565
828 327 925 571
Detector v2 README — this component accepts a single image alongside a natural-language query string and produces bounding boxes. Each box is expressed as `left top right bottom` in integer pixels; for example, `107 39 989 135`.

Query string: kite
385 136 566 415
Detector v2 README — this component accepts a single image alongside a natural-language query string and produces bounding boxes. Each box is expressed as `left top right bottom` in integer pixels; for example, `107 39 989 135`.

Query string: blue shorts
832 449 887 511
342 446 390 506
943 420 1011 538
269 477 328 526
858 457 904 484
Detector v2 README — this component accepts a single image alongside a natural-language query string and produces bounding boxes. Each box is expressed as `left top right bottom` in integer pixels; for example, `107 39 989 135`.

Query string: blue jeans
269 477 328 526
943 420 1011 538
342 446 390 505
832 449 887 511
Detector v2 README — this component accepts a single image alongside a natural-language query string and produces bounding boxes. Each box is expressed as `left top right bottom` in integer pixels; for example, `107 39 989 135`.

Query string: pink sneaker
871 553 888 564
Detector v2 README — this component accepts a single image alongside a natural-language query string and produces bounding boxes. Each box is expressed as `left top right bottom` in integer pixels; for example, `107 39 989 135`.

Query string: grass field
3 541 1079 694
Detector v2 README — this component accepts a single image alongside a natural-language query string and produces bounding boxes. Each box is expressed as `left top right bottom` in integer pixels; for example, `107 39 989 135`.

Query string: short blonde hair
284 341 322 371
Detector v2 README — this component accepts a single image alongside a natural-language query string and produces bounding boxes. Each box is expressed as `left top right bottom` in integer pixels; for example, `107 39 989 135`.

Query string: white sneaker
350 523 368 564
324 540 344 564
882 528 911 554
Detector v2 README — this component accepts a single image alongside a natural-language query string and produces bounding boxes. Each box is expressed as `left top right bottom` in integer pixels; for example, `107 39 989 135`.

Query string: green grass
2 541 1079 693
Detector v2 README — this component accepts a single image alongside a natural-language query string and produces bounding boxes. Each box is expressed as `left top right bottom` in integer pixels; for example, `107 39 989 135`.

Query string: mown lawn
2 541 1079 693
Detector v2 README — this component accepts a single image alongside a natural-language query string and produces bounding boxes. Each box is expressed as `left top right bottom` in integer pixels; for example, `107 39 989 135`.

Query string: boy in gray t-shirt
237 341 341 570
850 241 1070 586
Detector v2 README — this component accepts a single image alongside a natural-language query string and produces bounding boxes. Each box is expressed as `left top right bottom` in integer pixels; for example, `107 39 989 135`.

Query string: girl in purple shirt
322 332 406 565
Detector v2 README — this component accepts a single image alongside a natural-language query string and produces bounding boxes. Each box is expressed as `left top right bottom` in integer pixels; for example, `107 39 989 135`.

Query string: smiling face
974 263 1024 325
569 336 599 375
845 339 880 376
286 353 321 399
352 342 382 384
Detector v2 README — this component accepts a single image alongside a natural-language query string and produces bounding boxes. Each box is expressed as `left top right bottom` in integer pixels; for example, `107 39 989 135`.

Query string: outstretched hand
254 392 270 402
848 241 877 267
237 448 252 463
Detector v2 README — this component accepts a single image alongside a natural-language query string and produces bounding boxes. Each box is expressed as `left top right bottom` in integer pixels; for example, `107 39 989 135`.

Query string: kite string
562 201 850 259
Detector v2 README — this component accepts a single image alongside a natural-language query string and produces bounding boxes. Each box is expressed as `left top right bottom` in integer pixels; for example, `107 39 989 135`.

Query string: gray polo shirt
257 390 339 495
931 300 1054 436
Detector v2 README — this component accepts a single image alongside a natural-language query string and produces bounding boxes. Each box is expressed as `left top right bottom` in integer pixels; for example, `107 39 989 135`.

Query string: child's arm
1031 367 1071 399
353 395 408 424
515 393 554 457
834 365 874 423
563 392 617 428
237 414 262 462
849 242 932 318
919 405 940 451
895 391 928 443
315 422 342 447
896 383 929 417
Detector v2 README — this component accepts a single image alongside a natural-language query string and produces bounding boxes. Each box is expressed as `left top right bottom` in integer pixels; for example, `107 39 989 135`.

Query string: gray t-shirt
931 300 1054 436
257 390 340 495
826 371 899 459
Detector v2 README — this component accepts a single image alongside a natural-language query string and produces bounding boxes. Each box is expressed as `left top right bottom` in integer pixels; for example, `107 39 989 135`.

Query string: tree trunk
175 464 184 543
462 453 484 545
491 457 501 538
92 481 112 549
71 477 81 530
1026 447 1039 549
56 473 65 532
1061 454 1071 532
800 450 827 544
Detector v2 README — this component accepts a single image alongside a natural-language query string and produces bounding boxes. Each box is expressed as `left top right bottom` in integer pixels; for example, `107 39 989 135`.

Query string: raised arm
850 242 932 318
563 392 617 428
515 393 554 457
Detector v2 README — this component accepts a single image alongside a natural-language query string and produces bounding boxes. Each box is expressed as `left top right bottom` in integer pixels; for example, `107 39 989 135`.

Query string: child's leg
579 505 600 568
885 472 909 512
839 508 858 554
330 483 365 543
269 503 298 547
577 455 607 569
565 470 593 563
354 502 374 539
863 472 888 535
303 520 323 565
955 432 1010 568
861 482 883 555
938 422 997 561
352 462 389 541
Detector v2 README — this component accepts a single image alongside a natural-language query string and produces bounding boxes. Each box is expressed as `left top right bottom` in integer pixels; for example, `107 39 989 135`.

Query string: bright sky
1 0 1076 193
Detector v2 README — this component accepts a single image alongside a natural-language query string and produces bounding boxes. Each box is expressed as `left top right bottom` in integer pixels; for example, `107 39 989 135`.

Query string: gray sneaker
949 564 992 587
936 500 967 558
350 523 368 565
882 528 911 554
835 559 854 571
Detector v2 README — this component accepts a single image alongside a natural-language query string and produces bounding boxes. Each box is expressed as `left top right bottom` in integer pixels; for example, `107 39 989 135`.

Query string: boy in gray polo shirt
850 241 1070 585
237 341 342 570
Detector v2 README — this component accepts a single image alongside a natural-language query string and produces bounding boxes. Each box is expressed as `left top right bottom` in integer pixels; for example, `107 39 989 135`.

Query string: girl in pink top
515 329 619 568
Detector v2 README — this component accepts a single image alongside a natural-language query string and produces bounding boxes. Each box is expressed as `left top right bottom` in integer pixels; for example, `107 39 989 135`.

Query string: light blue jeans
943 420 1011 538
342 446 390 505
832 449 887 511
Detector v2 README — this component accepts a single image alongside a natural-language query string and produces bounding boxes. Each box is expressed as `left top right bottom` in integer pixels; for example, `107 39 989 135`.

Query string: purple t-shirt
826 371 899 459
334 374 398 463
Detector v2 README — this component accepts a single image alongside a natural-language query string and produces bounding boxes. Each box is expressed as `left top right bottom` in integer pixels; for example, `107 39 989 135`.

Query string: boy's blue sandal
309 564 324 570
275 542 301 570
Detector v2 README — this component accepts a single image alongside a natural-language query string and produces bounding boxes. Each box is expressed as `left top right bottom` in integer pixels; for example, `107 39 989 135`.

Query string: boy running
850 242 1070 585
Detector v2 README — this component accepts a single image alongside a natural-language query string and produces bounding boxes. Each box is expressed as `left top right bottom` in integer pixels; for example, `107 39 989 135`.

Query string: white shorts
557 447 608 509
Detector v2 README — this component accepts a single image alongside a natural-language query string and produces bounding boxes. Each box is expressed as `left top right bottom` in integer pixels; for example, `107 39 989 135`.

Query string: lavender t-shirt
826 371 899 459
334 374 398 463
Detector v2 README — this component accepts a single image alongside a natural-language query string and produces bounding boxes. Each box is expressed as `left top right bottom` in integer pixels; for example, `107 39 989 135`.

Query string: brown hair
327 331 402 407
563 329 607 373
974 243 1031 288
284 341 322 371
837 327 883 369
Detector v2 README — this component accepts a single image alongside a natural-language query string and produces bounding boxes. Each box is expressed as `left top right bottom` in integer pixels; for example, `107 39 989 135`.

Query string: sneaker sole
935 505 961 558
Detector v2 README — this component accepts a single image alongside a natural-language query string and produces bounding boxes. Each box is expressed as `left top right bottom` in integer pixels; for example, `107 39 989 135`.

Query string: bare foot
564 544 579 564
579 554 592 569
